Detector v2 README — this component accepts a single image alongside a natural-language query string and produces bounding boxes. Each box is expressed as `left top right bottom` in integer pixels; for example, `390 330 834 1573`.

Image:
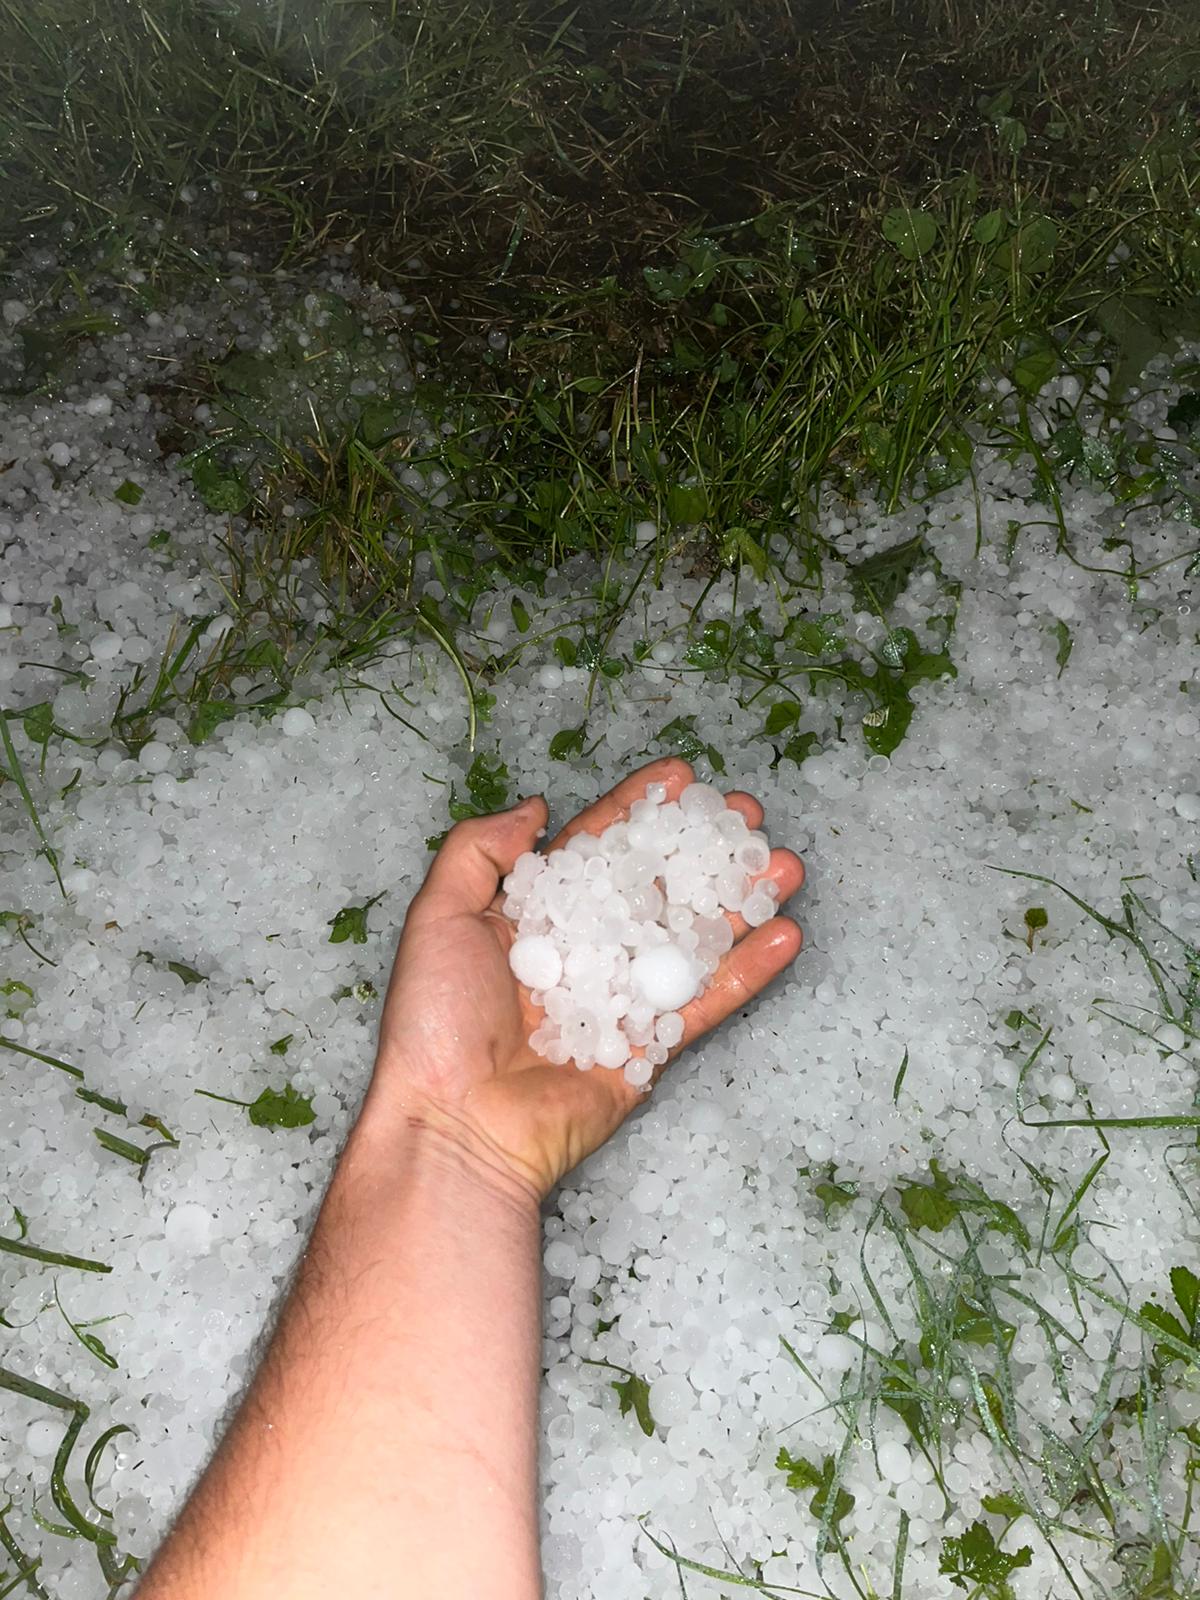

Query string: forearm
136 1104 544 1600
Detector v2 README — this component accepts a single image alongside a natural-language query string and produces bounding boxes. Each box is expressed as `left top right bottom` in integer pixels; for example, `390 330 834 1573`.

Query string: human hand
367 758 803 1201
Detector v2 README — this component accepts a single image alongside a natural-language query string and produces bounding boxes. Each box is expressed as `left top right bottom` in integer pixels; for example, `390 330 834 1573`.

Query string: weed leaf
611 1373 656 1437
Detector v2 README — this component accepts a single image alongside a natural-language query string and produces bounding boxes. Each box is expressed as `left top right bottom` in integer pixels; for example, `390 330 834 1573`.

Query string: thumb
410 795 549 919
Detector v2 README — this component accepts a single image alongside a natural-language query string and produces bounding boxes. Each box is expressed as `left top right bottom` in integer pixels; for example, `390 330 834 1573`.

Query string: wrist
350 1083 546 1217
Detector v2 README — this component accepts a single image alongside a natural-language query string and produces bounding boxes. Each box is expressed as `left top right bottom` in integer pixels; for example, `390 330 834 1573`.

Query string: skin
134 758 803 1599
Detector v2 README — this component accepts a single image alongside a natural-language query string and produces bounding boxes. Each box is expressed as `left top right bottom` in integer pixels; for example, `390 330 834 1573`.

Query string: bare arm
135 759 803 1599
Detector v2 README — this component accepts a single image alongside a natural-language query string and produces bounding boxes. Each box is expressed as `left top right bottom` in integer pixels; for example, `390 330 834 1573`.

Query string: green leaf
148 529 171 550
881 1363 930 1447
863 694 914 758
114 480 144 506
848 535 927 611
1140 1300 1191 1349
921 1297 1015 1368
473 690 496 725
269 1034 293 1056
80 1330 118 1369
777 1449 855 1536
463 752 510 814
1166 391 1200 435
882 207 938 261
781 731 818 768
20 701 54 749
666 483 708 524
1013 338 1059 396
549 725 586 761
166 959 207 986
899 1182 959 1232
247 1083 316 1130
899 1167 960 1233
940 1520 1031 1597
776 1446 823 1492
191 456 251 515
328 893 383 945
684 620 731 671
901 649 957 685
786 615 843 656
765 701 803 736
973 210 1006 245
719 525 769 579
981 1491 1027 1520
993 114 1027 155
552 636 577 668
1051 620 1073 675
1008 214 1057 276
880 627 916 668
1024 907 1048 932
511 597 530 634
611 1373 656 1437
186 698 236 745
656 715 725 774
1170 1264 1199 1328
813 1171 858 1222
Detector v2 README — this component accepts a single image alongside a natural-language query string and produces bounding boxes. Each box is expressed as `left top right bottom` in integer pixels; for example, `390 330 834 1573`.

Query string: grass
2 0 1198 285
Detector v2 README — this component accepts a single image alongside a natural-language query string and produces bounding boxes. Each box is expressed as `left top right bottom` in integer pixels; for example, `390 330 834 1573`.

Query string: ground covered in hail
1 275 1199 1600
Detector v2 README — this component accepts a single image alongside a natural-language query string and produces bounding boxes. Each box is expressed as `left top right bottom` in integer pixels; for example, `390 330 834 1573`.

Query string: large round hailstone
509 935 563 991
502 780 778 1090
629 945 700 1011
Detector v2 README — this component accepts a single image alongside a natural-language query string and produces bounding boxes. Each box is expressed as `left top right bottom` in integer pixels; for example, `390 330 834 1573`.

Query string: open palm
370 758 804 1199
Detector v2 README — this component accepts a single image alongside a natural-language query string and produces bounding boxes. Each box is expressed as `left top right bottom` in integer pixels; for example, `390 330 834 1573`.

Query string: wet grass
2 0 1198 289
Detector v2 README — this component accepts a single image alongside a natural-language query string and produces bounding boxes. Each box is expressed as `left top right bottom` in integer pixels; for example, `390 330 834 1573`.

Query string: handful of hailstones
502 780 777 1090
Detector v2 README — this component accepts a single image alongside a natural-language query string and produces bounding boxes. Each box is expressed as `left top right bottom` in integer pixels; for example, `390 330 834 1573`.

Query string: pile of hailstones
503 781 777 1089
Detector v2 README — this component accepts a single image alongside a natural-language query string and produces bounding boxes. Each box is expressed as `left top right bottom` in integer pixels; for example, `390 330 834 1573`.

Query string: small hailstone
739 890 776 928
634 519 658 545
877 1440 912 1484
26 1419 59 1458
816 1333 859 1373
281 707 316 737
138 741 172 773
655 1011 685 1048
90 632 123 662
1174 792 1200 821
164 1203 213 1253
